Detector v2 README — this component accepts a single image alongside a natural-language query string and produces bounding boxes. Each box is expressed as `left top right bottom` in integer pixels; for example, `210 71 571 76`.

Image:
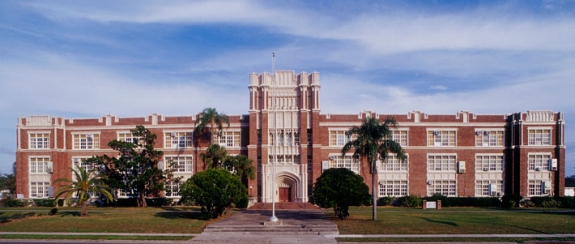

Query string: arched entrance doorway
276 172 298 202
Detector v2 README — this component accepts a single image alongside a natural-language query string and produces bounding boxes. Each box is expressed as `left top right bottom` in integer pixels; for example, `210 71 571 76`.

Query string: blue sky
1 0 574 176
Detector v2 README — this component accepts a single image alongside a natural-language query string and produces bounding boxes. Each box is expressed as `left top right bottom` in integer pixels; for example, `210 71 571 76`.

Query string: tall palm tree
195 108 230 144
53 165 114 217
342 117 405 221
200 144 228 170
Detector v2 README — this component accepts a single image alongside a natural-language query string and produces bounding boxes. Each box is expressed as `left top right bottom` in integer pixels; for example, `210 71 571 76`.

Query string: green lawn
330 207 575 235
0 207 211 234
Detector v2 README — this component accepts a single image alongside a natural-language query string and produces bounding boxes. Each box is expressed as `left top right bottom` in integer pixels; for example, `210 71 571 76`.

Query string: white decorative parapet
26 116 52 126
526 110 555 122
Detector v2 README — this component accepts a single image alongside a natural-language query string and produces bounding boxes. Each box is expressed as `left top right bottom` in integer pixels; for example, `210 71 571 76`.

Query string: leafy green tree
195 108 230 144
224 155 256 185
566 175 575 187
313 168 370 219
93 125 172 207
200 144 228 170
179 169 247 219
53 166 114 217
342 117 405 221
0 162 16 196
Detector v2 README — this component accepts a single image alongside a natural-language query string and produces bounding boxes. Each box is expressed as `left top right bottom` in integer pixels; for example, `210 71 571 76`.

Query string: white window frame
475 154 504 172
165 181 182 197
475 130 504 147
72 133 100 150
328 154 360 173
528 128 552 146
427 129 456 147
29 132 50 149
528 153 551 171
165 131 193 148
427 180 457 197
379 154 408 172
379 180 408 197
475 180 503 197
528 179 550 196
427 154 457 172
30 182 50 198
218 131 240 148
391 130 408 146
329 130 351 147
29 156 50 174
118 132 140 144
165 156 193 173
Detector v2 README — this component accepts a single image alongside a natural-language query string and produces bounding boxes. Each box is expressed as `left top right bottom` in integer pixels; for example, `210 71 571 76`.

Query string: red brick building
15 71 566 203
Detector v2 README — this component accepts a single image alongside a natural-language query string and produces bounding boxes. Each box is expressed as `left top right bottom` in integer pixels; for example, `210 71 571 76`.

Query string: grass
0 234 192 241
0 206 215 234
329 206 575 235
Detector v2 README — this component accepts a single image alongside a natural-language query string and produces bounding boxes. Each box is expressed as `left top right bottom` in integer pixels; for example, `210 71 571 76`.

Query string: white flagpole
270 52 278 222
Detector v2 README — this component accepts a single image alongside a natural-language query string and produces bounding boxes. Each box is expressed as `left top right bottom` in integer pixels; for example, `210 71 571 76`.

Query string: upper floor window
328 155 360 173
30 157 51 174
427 130 456 147
165 132 193 148
118 132 139 144
528 128 551 146
427 154 456 172
219 131 241 147
73 157 95 172
269 130 299 146
379 154 408 172
29 132 50 149
391 130 408 146
73 133 100 150
329 130 351 146
475 130 503 147
165 156 193 173
528 154 551 171
475 155 503 171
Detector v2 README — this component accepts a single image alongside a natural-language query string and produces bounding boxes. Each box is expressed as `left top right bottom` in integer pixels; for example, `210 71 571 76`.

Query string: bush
234 194 249 208
313 168 370 219
146 198 173 207
398 195 422 207
33 199 56 207
2 199 24 207
377 196 394 206
502 195 522 208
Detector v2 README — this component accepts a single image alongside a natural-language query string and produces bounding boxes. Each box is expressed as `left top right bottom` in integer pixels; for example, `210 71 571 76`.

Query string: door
279 187 291 202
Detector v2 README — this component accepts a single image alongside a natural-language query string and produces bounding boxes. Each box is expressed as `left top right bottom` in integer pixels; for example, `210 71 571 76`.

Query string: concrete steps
249 202 320 210
203 223 339 235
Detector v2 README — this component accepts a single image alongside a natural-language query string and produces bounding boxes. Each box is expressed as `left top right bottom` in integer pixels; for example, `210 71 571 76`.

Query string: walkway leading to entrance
249 202 320 210
191 209 339 243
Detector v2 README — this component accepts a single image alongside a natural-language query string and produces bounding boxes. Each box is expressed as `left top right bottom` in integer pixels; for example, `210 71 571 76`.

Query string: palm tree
200 144 228 170
224 155 256 185
53 165 114 217
342 117 405 221
195 108 230 144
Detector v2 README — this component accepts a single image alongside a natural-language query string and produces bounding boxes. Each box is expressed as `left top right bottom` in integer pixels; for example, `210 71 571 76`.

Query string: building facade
15 71 566 202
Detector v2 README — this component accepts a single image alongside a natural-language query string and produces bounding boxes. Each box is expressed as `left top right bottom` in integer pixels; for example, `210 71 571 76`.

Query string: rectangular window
165 132 193 148
391 130 408 146
475 131 503 147
165 156 193 173
328 155 360 173
329 130 351 146
475 155 504 171
73 133 100 150
475 180 503 197
379 180 408 197
118 132 139 144
528 129 551 145
528 154 551 171
72 157 94 172
427 155 457 172
379 154 408 172
165 181 182 197
29 133 50 149
427 130 456 147
219 131 240 147
427 180 456 196
29 157 50 174
30 182 50 198
528 180 550 196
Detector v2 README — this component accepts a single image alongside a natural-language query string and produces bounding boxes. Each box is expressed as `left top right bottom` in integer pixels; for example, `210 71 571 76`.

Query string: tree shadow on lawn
420 217 458 226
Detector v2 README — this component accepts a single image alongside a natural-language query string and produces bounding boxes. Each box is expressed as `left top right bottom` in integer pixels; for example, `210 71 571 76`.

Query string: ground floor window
30 182 50 198
528 180 551 196
165 181 182 197
475 180 503 197
379 180 408 197
427 180 456 196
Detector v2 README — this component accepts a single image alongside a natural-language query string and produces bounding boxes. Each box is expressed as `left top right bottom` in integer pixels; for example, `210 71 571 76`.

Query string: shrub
313 168 370 219
377 196 394 206
502 195 522 208
398 195 422 207
33 199 56 207
541 199 560 208
3 199 24 207
146 198 173 207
